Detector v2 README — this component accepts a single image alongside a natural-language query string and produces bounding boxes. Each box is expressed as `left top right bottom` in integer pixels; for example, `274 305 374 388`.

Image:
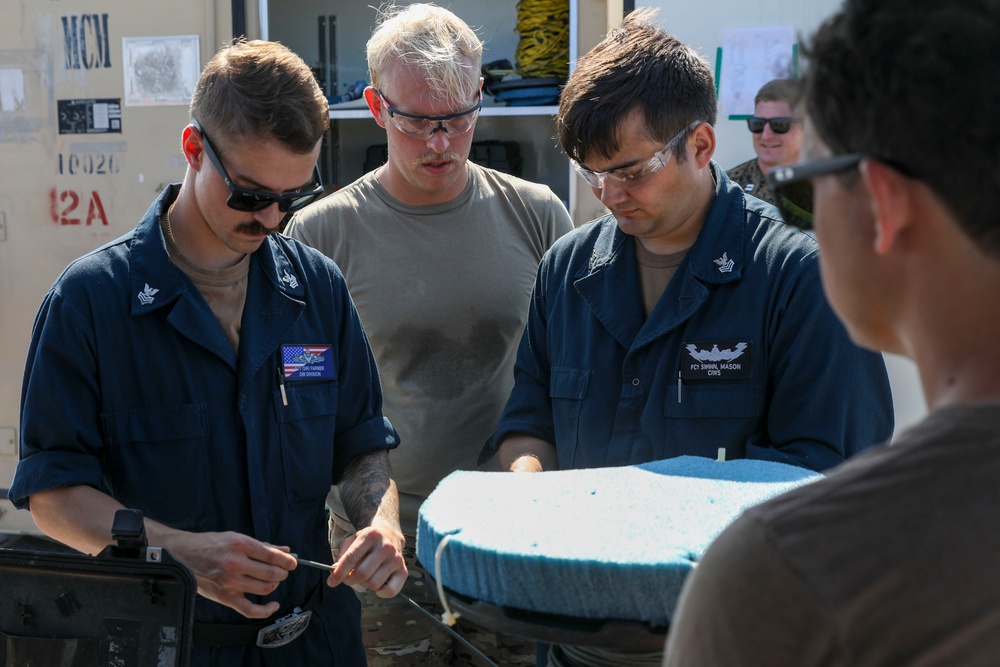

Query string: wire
398 592 499 667
515 0 570 79
434 534 461 627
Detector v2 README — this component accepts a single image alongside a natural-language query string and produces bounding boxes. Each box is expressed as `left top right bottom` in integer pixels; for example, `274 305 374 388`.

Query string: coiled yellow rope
515 0 570 78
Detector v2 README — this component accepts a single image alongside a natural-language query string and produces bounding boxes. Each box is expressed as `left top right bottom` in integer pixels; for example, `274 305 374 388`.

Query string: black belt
194 583 323 647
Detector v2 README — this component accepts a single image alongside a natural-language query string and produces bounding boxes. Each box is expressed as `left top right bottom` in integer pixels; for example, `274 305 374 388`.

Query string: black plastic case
0 511 196 667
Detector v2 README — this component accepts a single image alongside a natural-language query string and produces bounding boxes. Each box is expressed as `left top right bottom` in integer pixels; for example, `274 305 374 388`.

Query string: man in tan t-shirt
285 4 572 665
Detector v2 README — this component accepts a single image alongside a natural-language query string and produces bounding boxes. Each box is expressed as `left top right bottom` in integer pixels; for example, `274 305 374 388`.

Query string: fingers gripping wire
296 544 498 665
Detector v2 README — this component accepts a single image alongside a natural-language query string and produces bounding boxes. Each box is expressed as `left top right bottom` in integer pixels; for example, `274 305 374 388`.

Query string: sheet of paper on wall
0 68 25 112
719 26 796 119
122 35 201 107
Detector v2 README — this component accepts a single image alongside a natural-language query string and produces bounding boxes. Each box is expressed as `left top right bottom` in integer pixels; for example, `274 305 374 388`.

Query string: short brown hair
190 39 329 153
557 8 716 166
754 79 802 108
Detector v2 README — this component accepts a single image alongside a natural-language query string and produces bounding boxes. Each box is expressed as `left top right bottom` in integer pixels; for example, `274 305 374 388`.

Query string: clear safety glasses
572 121 702 189
376 90 482 140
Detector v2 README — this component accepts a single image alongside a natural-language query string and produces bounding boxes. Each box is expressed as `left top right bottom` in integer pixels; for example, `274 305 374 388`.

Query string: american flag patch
281 344 334 380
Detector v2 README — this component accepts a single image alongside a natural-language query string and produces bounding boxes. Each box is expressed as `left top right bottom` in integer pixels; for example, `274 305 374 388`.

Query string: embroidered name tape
680 340 753 380
282 344 334 380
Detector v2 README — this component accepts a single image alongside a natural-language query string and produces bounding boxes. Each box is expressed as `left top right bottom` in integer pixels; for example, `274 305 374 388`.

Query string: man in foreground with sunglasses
725 79 804 216
285 3 572 665
481 8 892 665
9 39 408 665
664 0 1000 664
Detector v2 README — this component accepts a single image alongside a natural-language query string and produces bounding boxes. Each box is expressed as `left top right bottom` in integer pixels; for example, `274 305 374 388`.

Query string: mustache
415 150 463 165
234 220 281 236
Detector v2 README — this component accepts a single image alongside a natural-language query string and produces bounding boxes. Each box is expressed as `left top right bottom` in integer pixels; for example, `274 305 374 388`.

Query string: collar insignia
714 252 735 273
137 283 159 305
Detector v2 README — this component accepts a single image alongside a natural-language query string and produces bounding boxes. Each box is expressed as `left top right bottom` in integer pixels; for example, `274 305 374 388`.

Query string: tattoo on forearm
339 450 398 529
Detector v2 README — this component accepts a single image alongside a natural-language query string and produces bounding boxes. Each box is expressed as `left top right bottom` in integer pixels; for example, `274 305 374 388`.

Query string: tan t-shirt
164 220 250 352
285 163 573 534
634 238 687 317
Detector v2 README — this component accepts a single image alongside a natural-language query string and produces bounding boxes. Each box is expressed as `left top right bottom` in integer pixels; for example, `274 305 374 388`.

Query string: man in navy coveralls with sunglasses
10 39 406 666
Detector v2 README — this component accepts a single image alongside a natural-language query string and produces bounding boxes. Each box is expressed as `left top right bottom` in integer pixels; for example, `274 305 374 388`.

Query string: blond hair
366 3 482 105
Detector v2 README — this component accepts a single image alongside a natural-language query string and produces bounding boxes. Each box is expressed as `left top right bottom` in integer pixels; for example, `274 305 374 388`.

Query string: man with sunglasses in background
726 79 804 215
481 11 892 663
664 0 1000 664
9 39 407 665
284 4 572 665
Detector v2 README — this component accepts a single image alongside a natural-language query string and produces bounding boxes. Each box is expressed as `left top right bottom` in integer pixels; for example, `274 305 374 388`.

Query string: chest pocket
276 380 339 508
101 403 209 526
661 382 766 459
665 382 766 418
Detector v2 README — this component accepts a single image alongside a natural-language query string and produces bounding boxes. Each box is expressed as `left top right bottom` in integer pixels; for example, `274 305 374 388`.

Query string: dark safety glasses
766 153 865 230
192 120 324 213
747 116 800 134
376 89 482 140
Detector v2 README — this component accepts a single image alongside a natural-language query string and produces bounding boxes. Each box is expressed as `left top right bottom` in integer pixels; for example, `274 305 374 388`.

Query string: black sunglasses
765 153 864 230
747 116 800 134
192 120 324 214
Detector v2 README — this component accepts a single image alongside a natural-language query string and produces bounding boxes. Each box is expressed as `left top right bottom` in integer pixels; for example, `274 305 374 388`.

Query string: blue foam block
416 455 819 625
